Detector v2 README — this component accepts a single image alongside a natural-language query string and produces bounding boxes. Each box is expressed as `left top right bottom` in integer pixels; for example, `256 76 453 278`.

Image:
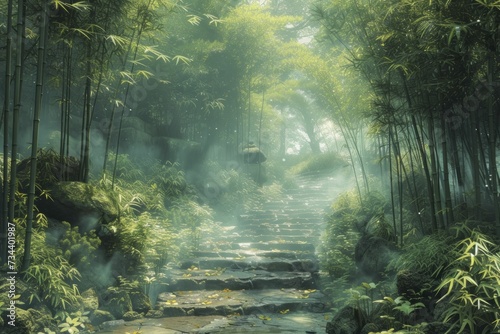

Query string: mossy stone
89 309 115 326
81 288 99 311
130 291 152 313
36 181 120 230
123 311 143 321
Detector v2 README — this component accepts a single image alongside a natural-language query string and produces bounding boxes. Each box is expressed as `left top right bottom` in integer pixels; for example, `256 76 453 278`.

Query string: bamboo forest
1 0 499 333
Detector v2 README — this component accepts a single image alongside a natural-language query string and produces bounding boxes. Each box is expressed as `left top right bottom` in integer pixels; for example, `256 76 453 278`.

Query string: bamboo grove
0 0 498 271
314 0 500 242
0 0 322 269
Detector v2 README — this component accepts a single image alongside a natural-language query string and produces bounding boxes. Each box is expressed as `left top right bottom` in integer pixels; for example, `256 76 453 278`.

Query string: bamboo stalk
0 0 14 265
22 0 48 272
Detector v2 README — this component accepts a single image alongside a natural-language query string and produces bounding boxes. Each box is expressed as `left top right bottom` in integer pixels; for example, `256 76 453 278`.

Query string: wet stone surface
95 311 330 333
95 171 342 334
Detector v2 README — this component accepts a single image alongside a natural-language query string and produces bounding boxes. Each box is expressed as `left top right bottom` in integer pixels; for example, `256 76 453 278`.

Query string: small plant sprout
57 315 86 333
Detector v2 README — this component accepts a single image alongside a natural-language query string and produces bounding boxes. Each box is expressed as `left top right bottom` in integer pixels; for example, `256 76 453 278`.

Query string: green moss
287 152 347 176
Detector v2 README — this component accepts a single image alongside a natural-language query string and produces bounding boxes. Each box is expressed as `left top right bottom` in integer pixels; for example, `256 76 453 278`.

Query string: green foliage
22 231 82 311
56 311 89 334
16 148 80 186
108 276 140 294
435 223 500 334
103 155 219 274
374 296 425 329
58 222 101 271
287 152 346 176
109 214 150 273
205 162 264 213
389 232 456 278
333 281 397 330
169 197 214 257
346 282 380 322
319 190 390 279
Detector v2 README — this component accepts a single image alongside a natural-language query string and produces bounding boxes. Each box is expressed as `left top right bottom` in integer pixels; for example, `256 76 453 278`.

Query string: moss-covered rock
130 291 152 313
102 290 133 319
36 181 120 231
81 288 99 311
89 309 115 326
354 235 397 279
1 308 36 334
123 311 143 321
28 307 54 333
146 309 164 318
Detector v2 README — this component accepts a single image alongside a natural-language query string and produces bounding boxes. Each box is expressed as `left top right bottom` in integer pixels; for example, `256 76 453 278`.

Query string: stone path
99 170 344 333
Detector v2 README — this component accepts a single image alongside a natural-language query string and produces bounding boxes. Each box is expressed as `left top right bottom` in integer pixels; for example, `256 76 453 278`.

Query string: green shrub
435 223 500 334
319 190 390 280
389 232 456 278
23 232 82 311
287 152 346 176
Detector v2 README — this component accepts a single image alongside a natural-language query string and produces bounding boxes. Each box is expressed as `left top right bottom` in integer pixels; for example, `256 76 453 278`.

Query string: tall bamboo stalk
440 109 454 227
470 104 482 220
1 0 14 265
428 113 444 229
411 115 437 232
8 0 25 230
486 30 499 236
112 0 155 187
388 124 397 238
21 0 48 272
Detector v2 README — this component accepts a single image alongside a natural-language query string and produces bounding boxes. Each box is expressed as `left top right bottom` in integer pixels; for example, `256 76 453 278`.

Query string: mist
1 1 499 333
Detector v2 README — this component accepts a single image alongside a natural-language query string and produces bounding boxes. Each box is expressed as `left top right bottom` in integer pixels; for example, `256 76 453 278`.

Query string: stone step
212 234 319 244
163 268 317 291
224 227 319 237
237 216 325 225
176 257 319 273
156 288 327 317
191 250 317 260
200 241 317 253
263 197 331 203
250 227 318 236
239 210 326 219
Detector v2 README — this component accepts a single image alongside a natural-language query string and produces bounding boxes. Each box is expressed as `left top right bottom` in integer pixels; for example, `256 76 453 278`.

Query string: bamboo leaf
172 55 192 65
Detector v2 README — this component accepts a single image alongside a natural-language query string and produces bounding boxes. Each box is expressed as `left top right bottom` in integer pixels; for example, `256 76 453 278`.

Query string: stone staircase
149 171 340 331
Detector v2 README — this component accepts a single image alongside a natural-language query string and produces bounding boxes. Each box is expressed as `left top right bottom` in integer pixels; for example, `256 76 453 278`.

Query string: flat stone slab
93 315 222 333
213 233 319 244
93 312 330 333
201 241 317 252
192 250 317 260
163 268 316 291
177 257 319 272
157 288 327 317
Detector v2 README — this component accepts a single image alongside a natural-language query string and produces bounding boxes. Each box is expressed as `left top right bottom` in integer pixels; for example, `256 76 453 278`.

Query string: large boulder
36 181 120 232
81 288 100 311
354 235 397 279
89 310 115 326
101 290 133 319
130 291 152 314
1 308 37 334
